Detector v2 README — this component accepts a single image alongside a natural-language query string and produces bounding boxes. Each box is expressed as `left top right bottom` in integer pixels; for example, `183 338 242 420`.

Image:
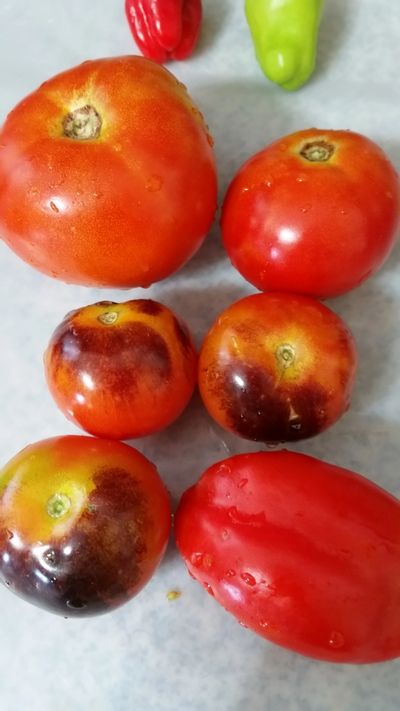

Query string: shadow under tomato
157 277 254 346
192 79 308 195
326 279 400 417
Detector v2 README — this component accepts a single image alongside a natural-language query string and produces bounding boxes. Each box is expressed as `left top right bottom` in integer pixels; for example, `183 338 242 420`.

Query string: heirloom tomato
44 299 197 439
0 56 217 287
198 292 357 443
221 129 400 298
175 450 400 663
0 436 171 616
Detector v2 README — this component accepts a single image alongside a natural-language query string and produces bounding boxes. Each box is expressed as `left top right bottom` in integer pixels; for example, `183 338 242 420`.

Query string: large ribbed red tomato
221 129 400 298
0 56 217 287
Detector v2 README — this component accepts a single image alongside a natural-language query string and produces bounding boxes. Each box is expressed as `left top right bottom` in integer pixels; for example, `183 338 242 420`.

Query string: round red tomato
44 299 197 439
175 450 400 663
198 292 357 443
0 56 217 287
221 129 400 298
0 435 171 616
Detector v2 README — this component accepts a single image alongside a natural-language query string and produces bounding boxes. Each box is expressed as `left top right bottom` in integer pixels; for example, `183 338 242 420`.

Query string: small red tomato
175 450 400 663
44 299 197 440
198 292 357 442
221 129 400 298
0 56 217 287
0 436 171 616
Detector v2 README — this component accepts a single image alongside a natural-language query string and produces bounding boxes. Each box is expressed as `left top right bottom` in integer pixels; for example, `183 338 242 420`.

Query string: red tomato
44 299 197 439
198 292 357 443
0 436 171 616
0 56 217 287
221 129 400 298
175 450 400 663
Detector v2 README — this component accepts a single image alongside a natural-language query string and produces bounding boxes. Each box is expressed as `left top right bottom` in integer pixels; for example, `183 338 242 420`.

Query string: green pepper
245 0 324 91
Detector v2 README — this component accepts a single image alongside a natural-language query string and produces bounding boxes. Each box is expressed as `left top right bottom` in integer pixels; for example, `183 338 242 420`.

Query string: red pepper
125 0 202 62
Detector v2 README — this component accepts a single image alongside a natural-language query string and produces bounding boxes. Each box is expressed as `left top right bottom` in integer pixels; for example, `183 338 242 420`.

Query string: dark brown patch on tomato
133 299 164 316
49 319 172 392
209 360 328 442
0 468 150 616
172 315 193 355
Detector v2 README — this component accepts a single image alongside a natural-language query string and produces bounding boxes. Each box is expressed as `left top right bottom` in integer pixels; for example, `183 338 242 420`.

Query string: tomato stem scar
62 105 102 140
47 493 71 519
97 311 119 325
276 344 295 368
300 140 334 162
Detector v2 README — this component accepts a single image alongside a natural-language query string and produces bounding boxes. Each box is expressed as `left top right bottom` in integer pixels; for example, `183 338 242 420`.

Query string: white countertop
1 1 400 709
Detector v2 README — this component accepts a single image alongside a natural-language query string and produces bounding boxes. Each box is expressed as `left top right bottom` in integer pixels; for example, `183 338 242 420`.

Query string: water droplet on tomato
49 201 59 213
190 552 203 568
221 528 230 540
259 619 269 628
237 478 248 489
204 583 214 596
241 572 256 586
44 549 57 566
145 175 163 192
290 421 302 430
66 599 87 610
296 174 307 183
238 621 248 628
328 631 345 649
225 569 236 578
300 205 311 213
217 463 232 476
5 529 13 540
202 554 214 569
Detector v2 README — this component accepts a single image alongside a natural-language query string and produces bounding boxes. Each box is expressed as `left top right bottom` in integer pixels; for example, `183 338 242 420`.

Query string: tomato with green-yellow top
0 55 217 287
44 299 198 440
0 435 171 616
198 292 357 443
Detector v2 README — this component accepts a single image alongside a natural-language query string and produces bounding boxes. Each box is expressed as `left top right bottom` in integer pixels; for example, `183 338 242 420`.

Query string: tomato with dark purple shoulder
44 299 198 440
0 435 171 617
198 292 357 443
175 450 400 663
221 128 400 298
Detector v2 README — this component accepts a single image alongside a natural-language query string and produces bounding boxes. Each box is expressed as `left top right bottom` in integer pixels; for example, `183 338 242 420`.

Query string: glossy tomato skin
221 129 400 298
175 451 400 663
44 299 197 439
0 436 171 616
198 292 357 443
0 56 217 287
